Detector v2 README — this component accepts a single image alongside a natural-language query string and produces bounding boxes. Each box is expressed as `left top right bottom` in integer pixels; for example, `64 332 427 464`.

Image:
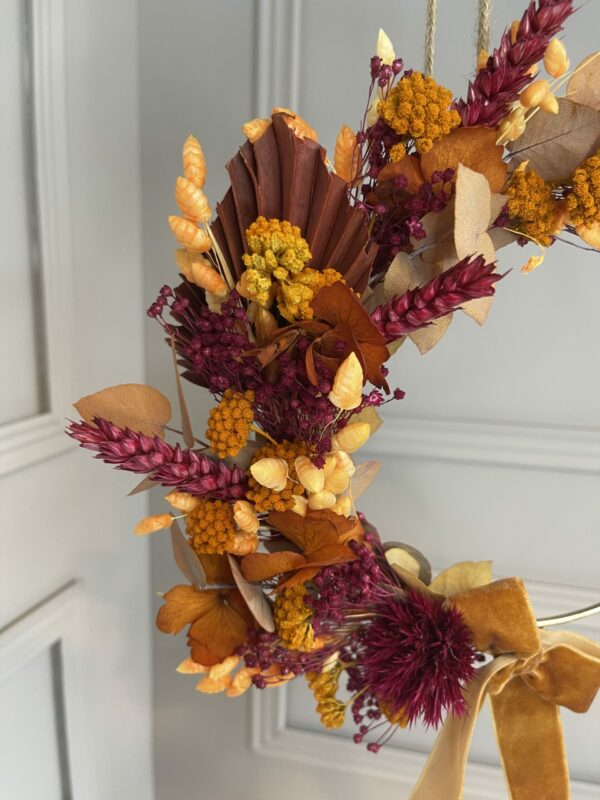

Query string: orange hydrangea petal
241 551 307 582
188 589 253 666
156 585 218 635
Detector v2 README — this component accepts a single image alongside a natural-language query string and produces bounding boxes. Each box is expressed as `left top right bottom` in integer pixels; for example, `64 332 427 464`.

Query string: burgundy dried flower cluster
371 255 502 342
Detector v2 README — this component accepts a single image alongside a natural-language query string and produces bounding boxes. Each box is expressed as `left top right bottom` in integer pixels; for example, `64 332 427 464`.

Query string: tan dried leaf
171 519 206 589
334 125 360 184
409 314 453 354
350 406 383 436
74 383 171 437
228 554 275 632
349 461 381 499
566 52 600 111
383 252 414 300
420 126 508 193
508 98 600 182
376 28 395 65
429 560 493 598
384 542 432 584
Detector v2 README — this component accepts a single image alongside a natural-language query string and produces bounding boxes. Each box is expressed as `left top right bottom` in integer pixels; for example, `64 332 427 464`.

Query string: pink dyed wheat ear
67 417 247 499
455 0 575 127
370 255 503 343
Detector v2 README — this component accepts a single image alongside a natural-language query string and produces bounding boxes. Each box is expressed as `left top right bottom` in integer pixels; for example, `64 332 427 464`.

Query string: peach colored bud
190 259 228 296
231 530 259 556
520 79 550 109
176 657 208 674
233 500 260 534
544 38 569 78
196 674 232 694
295 455 325 493
208 655 240 680
242 118 271 143
328 352 363 410
250 458 288 492
539 92 559 114
134 513 172 535
182 135 206 189
307 490 337 510
168 216 212 252
164 491 201 512
290 495 308 517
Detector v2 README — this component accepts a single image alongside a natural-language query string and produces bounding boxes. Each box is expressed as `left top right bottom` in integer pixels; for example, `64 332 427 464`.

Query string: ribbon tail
490 676 570 800
409 657 512 800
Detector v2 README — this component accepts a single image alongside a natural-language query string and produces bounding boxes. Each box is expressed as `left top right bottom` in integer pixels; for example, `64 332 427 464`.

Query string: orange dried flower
273 586 315 651
378 72 460 154
246 440 308 512
206 389 254 458
186 499 237 555
567 150 600 229
507 167 559 246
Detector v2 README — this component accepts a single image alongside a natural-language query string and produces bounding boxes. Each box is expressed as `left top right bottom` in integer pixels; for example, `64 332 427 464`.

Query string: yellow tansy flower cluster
377 72 461 154
242 217 343 321
306 669 345 729
274 586 316 651
186 499 236 555
246 440 308 512
567 150 600 228
506 167 558 246
206 389 254 458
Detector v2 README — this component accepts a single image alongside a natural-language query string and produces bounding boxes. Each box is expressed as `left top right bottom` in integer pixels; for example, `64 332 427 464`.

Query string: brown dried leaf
75 383 171 437
240 550 307 583
566 52 600 112
127 476 160 496
421 126 508 193
508 98 600 182
389 564 439 598
429 560 493 598
171 519 206 589
227 554 275 632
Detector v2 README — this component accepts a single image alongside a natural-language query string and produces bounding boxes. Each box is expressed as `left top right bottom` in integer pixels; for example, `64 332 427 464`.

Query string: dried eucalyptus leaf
409 314 453 354
171 519 206 589
567 52 600 112
384 541 432 585
429 560 493 598
75 383 171 437
227 554 275 632
383 252 414 299
454 163 493 260
508 98 600 182
349 461 381 499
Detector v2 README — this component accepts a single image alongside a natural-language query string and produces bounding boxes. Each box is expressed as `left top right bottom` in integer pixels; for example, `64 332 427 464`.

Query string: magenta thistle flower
456 0 575 127
361 590 477 728
371 255 502 342
67 417 247 499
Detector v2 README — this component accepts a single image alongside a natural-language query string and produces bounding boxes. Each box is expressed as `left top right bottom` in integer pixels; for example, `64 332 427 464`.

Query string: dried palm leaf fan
211 112 377 295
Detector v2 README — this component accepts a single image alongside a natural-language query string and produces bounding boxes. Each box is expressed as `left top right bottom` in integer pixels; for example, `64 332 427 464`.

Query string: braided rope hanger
422 0 600 627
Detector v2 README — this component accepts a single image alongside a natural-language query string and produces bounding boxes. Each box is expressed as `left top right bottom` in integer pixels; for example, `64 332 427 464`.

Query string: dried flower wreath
68 2 600 796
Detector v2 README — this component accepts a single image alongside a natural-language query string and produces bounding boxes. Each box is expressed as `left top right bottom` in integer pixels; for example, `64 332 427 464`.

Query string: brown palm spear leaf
211 112 377 295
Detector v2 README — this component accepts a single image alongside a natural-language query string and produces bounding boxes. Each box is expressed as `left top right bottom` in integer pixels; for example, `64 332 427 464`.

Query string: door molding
252 577 600 798
0 0 74 477
0 581 92 798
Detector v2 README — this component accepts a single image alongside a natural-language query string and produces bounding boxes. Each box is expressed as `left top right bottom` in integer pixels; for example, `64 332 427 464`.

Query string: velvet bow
410 578 600 800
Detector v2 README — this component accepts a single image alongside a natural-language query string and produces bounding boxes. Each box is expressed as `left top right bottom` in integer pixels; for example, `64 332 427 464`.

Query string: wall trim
252 577 600 798
0 582 92 798
363 414 600 474
0 0 74 477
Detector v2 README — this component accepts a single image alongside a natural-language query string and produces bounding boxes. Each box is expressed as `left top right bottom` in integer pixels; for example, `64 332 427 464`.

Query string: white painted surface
139 1 600 798
0 1 153 798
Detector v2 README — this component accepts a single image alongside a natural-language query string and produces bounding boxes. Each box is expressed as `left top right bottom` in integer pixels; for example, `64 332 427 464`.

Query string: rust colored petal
241 551 307 582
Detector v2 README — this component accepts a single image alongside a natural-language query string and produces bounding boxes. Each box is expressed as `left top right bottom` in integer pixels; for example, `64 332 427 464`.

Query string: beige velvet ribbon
409 579 600 800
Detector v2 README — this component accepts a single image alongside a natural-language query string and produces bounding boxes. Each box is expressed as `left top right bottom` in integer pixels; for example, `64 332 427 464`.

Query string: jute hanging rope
424 0 494 75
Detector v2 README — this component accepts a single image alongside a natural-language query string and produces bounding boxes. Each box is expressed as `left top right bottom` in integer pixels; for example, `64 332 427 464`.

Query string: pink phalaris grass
455 0 575 127
360 590 477 728
370 255 502 342
67 417 247 499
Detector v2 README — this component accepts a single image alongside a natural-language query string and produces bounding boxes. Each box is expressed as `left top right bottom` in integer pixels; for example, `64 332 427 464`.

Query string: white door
0 1 153 798
141 1 600 798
